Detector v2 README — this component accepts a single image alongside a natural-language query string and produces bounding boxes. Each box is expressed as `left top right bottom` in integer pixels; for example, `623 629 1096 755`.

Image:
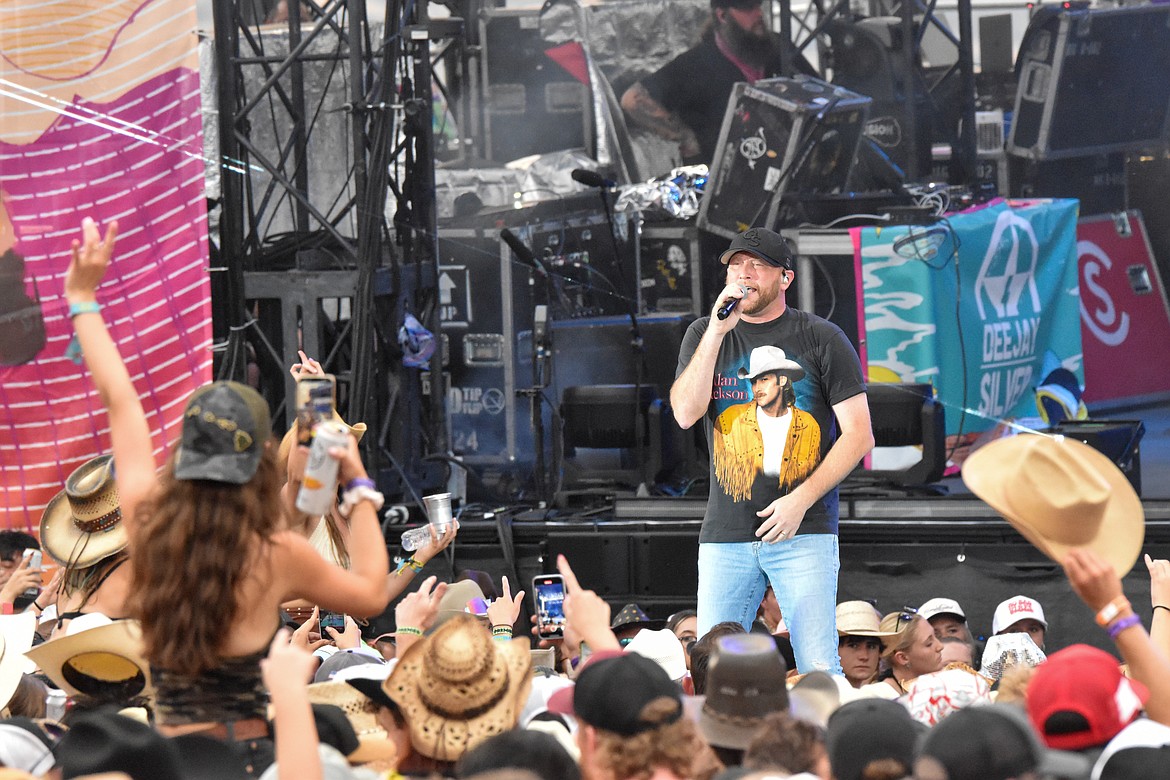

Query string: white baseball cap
992 595 1047 634
623 628 688 683
918 598 967 622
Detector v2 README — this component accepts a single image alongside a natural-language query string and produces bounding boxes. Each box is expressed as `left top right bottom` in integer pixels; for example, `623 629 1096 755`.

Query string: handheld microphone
571 168 617 189
716 285 748 320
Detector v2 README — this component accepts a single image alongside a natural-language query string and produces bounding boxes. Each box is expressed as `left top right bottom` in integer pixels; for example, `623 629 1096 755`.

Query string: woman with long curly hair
65 218 391 769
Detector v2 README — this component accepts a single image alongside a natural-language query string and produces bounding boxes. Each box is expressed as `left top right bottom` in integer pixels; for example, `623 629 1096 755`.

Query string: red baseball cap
1026 644 1148 751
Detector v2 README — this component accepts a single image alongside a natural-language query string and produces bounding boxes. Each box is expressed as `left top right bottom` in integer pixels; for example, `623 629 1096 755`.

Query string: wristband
1154 605 1170 613
32 600 44 611
1107 613 1142 640
1096 596 1132 627
396 626 423 636
69 301 101 318
345 477 376 492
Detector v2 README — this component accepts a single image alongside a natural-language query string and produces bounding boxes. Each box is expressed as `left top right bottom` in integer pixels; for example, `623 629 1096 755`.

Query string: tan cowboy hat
39 455 127 568
836 601 897 637
0 613 36 712
962 433 1144 577
383 613 532 761
25 614 151 700
276 413 367 478
305 680 398 765
737 346 806 382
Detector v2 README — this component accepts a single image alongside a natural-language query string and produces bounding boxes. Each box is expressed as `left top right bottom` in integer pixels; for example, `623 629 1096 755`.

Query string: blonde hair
878 612 922 668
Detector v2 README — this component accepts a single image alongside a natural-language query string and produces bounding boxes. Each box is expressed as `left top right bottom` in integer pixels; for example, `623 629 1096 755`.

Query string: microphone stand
503 229 558 505
591 182 650 492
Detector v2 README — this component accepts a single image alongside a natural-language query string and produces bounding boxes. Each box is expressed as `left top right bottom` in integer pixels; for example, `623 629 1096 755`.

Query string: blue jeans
696 534 841 674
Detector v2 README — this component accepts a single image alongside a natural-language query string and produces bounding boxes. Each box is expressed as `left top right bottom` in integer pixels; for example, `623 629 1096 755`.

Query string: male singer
671 227 872 673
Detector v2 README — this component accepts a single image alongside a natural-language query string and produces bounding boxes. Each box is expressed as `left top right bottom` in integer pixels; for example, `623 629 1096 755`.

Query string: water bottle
401 523 453 552
296 421 349 516
400 492 453 551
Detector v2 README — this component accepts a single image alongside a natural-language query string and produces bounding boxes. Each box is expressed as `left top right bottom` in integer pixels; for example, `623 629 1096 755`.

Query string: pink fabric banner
0 0 211 529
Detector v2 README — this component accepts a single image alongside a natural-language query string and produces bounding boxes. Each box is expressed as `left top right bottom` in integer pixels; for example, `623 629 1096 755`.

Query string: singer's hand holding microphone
716 284 749 322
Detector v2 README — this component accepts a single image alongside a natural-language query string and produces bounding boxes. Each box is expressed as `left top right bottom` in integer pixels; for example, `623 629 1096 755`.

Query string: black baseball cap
547 652 682 736
718 227 796 270
174 381 271 485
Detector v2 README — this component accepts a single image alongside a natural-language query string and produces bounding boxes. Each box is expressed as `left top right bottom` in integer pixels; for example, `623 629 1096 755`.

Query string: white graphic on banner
1077 239 1130 347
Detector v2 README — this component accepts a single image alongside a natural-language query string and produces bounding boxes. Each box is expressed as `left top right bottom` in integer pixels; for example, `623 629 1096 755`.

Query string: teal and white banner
860 198 1082 435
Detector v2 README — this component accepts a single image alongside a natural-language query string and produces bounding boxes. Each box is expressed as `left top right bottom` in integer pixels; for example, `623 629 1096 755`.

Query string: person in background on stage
671 227 872 674
619 0 814 165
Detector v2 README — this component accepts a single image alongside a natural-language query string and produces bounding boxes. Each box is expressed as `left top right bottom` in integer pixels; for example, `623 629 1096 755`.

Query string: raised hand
486 575 524 629
65 217 118 303
557 555 619 651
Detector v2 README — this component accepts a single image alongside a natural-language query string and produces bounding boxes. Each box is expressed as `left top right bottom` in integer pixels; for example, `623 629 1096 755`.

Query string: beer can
296 420 349 516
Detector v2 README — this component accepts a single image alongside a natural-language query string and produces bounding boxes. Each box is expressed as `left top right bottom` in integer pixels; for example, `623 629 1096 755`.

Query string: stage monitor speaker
1007 4 1170 160
826 17 934 180
1049 419 1145 496
849 383 947 488
1009 152 1126 216
696 76 871 239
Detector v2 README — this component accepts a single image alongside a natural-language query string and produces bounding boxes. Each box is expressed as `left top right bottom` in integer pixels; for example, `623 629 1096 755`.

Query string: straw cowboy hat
962 433 1144 577
0 613 36 713
737 346 806 383
39 455 127 569
836 601 897 638
306 680 398 766
277 412 367 475
383 613 532 761
25 614 151 701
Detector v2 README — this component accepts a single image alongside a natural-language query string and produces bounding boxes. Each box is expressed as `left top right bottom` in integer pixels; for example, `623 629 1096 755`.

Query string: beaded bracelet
1107 613 1142 640
396 626 423 636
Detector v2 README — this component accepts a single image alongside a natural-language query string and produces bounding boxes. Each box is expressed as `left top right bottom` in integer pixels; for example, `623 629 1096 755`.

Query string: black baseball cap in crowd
547 651 682 736
718 228 796 270
174 381 271 485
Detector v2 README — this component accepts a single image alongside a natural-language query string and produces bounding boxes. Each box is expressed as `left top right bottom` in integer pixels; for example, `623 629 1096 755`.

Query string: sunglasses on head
897 606 919 625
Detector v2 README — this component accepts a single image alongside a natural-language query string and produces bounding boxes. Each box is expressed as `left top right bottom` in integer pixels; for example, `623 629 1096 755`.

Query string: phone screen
295 376 336 445
319 611 346 636
532 575 566 639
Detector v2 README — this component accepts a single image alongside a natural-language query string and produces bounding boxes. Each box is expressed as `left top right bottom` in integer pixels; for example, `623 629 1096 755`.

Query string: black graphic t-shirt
676 308 866 543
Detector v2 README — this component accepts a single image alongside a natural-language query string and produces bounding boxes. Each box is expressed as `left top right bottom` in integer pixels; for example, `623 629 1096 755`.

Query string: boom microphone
716 285 748 320
571 168 617 188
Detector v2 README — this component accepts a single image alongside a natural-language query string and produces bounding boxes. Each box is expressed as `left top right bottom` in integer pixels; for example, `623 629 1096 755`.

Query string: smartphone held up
532 574 566 639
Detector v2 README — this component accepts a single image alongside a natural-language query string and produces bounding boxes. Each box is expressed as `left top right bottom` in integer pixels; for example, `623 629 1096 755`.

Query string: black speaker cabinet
825 17 934 179
1049 419 1145 496
1008 4 1170 160
697 76 870 239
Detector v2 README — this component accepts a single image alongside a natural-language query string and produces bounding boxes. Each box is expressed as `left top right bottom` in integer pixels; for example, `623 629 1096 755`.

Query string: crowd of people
0 218 1165 780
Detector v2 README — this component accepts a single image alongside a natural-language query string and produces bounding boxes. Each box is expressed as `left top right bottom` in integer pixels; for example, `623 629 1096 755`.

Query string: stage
395 396 1170 655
